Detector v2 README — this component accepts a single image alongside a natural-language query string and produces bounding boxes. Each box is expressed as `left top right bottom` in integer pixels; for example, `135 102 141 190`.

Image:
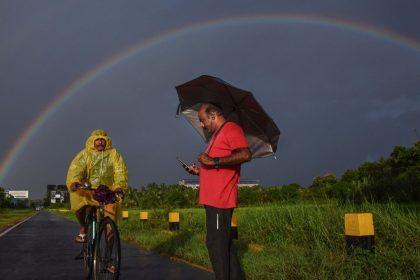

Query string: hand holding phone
177 157 199 175
176 157 189 168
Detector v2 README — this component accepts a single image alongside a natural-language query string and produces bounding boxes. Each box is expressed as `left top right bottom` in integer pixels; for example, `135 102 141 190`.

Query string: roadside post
139 211 148 222
122 210 129 220
231 212 238 240
345 213 375 254
169 212 180 231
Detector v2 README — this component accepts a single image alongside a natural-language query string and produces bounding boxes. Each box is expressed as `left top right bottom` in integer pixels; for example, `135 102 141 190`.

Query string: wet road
0 211 214 280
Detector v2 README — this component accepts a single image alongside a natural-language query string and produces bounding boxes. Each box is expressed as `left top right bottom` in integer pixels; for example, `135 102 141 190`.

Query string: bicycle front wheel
93 217 121 280
83 213 95 279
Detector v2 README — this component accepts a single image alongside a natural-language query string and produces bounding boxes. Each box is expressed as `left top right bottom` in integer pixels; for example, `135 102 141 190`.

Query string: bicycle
75 182 123 280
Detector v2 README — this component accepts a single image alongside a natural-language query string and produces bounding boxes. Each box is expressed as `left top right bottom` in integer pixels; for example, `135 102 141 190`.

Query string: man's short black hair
204 103 223 116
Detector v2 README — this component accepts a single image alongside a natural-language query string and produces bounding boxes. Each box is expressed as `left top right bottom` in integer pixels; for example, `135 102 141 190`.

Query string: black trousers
205 205 245 280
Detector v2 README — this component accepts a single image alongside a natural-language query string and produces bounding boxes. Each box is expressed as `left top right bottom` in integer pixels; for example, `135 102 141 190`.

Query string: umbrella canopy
175 75 280 158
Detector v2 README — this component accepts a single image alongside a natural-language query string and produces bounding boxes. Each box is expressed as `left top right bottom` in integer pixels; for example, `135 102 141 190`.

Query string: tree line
312 140 420 204
1 141 418 209
120 141 419 208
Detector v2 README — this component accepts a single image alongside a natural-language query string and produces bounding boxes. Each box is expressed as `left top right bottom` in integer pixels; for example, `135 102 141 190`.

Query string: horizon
5 139 419 201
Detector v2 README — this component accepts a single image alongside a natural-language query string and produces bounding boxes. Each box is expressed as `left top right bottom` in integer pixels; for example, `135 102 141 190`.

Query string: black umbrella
175 75 280 158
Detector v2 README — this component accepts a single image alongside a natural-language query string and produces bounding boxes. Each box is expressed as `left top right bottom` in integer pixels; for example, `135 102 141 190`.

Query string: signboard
7 190 29 199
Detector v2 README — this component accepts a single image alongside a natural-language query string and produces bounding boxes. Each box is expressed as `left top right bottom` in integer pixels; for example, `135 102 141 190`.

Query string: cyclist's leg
75 206 87 232
75 206 96 241
103 202 118 246
104 203 117 255
75 206 90 242
103 203 118 221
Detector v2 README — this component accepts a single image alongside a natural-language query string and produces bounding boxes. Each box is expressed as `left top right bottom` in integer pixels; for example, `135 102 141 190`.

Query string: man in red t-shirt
185 103 251 280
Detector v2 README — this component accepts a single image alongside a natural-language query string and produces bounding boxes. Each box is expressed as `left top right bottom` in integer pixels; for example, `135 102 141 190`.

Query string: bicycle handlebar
75 182 124 203
76 182 92 189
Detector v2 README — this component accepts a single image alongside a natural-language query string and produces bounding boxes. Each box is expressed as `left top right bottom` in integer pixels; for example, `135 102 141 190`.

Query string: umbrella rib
240 110 271 143
222 83 237 110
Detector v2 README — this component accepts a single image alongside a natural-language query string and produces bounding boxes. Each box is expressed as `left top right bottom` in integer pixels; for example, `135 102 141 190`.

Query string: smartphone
176 157 189 169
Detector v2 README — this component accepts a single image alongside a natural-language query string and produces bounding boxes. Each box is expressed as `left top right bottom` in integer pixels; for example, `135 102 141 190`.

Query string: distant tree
357 161 388 185
43 187 52 208
15 199 29 208
264 184 302 203
138 182 163 209
167 184 199 208
132 183 199 210
389 144 419 171
182 186 199 208
334 141 420 203
162 184 185 208
325 181 364 204
0 187 5 207
279 183 302 202
310 173 337 189
390 165 420 202
341 169 360 183
238 186 264 206
0 187 12 208
264 186 283 203
122 186 141 208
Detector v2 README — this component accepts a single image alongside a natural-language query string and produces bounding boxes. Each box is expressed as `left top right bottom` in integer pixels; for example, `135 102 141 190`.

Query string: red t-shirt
199 122 249 208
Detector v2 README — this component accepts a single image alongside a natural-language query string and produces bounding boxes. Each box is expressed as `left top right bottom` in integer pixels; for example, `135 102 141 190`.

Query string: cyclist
66 129 128 243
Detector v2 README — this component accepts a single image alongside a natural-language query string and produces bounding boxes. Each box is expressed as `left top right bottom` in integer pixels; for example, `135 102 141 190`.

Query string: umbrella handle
175 104 181 116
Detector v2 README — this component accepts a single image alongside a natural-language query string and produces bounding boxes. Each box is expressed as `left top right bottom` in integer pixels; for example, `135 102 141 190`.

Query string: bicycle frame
81 206 99 279
77 185 122 280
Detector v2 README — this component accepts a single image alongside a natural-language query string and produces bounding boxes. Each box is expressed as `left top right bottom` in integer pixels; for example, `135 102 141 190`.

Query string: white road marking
0 212 38 238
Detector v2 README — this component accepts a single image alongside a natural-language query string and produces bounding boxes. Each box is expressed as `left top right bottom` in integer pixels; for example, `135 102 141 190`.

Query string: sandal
107 264 116 274
75 233 86 243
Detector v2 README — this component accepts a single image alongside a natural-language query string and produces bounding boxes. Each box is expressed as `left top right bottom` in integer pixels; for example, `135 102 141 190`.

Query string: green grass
52 202 420 279
0 208 35 231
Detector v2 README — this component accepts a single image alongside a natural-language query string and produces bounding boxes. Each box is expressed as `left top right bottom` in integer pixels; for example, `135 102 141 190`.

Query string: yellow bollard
231 212 238 240
122 211 129 220
139 211 148 221
345 213 375 254
168 212 180 231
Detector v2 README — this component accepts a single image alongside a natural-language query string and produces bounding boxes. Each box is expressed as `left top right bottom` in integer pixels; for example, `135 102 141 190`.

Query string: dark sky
1 1 419 199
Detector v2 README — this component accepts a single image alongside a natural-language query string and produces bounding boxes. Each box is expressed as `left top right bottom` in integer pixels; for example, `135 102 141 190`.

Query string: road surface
0 211 214 279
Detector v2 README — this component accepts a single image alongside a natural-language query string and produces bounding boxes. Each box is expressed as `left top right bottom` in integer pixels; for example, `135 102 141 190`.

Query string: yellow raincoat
66 129 128 222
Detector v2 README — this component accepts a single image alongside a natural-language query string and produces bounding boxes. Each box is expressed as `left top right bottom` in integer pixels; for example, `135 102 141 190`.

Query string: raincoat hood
85 129 113 151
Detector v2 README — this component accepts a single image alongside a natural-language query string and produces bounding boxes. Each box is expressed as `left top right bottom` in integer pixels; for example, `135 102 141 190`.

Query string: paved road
0 211 214 280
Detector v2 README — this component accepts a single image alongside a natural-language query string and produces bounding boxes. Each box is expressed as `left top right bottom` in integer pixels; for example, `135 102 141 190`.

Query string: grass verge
51 202 420 280
0 208 35 232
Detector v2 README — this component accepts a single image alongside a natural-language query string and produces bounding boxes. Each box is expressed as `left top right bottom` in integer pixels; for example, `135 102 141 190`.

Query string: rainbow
1 14 419 184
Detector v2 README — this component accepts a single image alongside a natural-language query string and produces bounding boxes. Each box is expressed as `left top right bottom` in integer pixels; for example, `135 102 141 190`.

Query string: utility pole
414 129 420 141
